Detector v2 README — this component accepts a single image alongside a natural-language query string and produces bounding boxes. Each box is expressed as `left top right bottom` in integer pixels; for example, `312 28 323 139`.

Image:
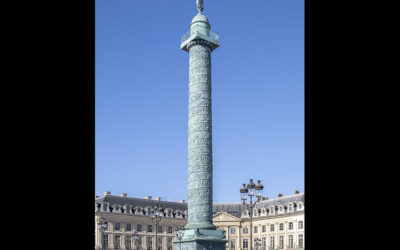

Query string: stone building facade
95 192 304 250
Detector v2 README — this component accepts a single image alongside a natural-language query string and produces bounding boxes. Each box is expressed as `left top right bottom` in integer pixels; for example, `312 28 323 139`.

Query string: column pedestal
173 229 227 250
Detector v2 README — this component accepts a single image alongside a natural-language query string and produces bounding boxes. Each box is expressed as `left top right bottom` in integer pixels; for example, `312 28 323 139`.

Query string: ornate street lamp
97 215 108 250
132 231 139 250
175 226 184 250
152 204 163 250
240 179 264 250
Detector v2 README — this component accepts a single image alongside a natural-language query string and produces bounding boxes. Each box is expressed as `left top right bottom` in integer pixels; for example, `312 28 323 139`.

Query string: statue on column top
196 0 204 13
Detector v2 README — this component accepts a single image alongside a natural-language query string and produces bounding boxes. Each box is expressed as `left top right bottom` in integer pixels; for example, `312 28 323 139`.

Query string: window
243 227 248 234
137 224 142 232
288 235 293 249
262 225 266 233
279 206 283 212
177 211 181 216
270 207 274 214
126 206 131 214
254 226 258 233
157 237 163 250
168 210 171 217
147 208 152 216
103 204 108 212
230 227 236 234
270 224 275 232
137 208 142 213
231 239 236 249
168 226 173 233
148 225 153 233
103 235 108 248
298 203 303 209
298 221 303 229
262 209 265 215
126 224 131 232
298 234 303 248
279 223 284 231
158 225 163 233
137 236 142 248
147 237 153 249
289 222 293 230
254 210 257 216
125 236 131 249
279 236 284 249
289 204 293 211
270 237 275 249
115 235 121 249
167 238 173 250
244 211 248 216
243 239 249 250
114 223 121 231
115 205 120 212
262 237 266 250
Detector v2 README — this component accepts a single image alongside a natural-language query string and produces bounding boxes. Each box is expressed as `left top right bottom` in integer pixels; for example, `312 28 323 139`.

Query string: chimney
104 191 111 196
294 190 300 194
144 196 152 200
177 200 185 203
278 193 283 197
154 197 161 201
120 193 127 197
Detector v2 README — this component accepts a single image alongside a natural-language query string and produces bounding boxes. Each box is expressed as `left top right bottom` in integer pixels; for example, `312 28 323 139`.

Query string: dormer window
147 208 152 216
270 207 274 214
279 206 283 212
262 209 265 215
243 211 248 216
177 211 181 217
254 209 257 216
114 205 120 212
137 208 142 214
298 202 303 210
288 203 293 211
102 204 108 212
168 210 171 217
125 206 131 214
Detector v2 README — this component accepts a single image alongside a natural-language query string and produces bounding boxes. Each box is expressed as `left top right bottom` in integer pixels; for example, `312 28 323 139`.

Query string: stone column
174 4 226 250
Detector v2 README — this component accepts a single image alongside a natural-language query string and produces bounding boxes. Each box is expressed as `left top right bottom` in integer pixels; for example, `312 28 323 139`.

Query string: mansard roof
254 193 304 209
95 192 304 218
212 193 304 218
95 195 188 211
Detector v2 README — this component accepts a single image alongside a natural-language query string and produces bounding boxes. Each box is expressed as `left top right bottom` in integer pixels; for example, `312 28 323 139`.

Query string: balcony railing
181 30 220 44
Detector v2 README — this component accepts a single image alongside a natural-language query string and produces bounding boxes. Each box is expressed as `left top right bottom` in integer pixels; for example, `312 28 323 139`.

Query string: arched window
102 203 109 212
125 205 131 214
298 202 303 210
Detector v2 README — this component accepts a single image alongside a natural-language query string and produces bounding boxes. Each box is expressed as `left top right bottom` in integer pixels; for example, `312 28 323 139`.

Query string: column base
173 229 228 250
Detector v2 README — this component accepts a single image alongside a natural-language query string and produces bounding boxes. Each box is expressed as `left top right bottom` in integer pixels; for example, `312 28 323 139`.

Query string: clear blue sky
95 0 304 202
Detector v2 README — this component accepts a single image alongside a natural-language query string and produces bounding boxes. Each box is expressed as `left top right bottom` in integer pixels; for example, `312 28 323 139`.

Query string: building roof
212 193 304 218
95 193 304 218
95 195 187 211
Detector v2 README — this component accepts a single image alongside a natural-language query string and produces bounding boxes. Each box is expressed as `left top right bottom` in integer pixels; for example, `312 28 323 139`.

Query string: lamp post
97 215 108 250
132 231 139 250
240 179 264 250
152 204 163 250
175 226 184 250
